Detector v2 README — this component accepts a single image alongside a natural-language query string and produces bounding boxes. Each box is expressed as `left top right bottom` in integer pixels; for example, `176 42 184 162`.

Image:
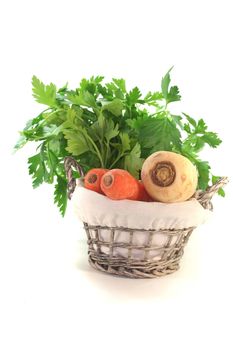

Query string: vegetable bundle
15 69 223 216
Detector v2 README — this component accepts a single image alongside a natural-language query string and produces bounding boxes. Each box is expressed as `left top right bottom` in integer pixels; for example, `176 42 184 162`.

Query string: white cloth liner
72 179 211 260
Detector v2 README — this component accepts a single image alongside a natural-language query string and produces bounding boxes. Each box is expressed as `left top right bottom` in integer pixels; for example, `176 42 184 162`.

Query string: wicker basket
64 157 228 279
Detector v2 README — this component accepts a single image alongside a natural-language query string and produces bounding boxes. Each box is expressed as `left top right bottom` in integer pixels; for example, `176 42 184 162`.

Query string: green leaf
196 118 207 133
32 76 57 107
212 175 220 183
46 148 58 176
97 84 113 100
125 111 150 132
28 153 45 188
58 82 68 93
61 108 84 130
48 138 61 155
119 132 131 152
104 120 119 141
63 129 90 156
15 112 47 146
171 114 184 129
161 67 173 99
167 85 181 103
105 81 124 99
112 78 126 93
183 116 222 151
67 91 97 108
90 76 105 84
184 123 192 134
102 99 124 116
201 132 222 148
161 67 181 104
212 175 225 197
217 188 225 197
126 87 142 105
14 134 28 152
54 176 68 217
124 143 143 179
79 76 104 95
193 137 205 152
42 124 63 137
144 91 163 106
139 115 181 151
196 160 210 190
183 112 197 127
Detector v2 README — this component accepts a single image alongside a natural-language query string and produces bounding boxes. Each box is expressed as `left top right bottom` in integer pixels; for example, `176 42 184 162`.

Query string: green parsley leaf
196 118 207 133
196 160 210 190
104 120 119 142
14 134 28 152
144 91 163 106
32 76 57 107
183 113 197 127
212 175 226 197
171 114 184 129
102 99 124 116
139 115 181 152
119 132 131 152
67 90 97 108
201 132 222 148
161 67 181 104
54 176 68 217
126 87 142 105
124 143 144 179
28 152 46 188
112 78 126 93
63 129 90 156
166 85 181 103
217 188 225 197
161 67 173 99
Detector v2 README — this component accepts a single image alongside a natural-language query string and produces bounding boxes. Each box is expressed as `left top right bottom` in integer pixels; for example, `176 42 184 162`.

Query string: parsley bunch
15 69 223 216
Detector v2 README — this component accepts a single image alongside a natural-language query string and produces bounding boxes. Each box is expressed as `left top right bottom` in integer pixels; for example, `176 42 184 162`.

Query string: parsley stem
104 141 110 168
84 133 104 168
40 109 64 126
109 151 126 169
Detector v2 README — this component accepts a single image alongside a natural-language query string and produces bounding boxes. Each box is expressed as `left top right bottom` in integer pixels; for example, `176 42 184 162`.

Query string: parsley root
141 151 198 202
100 169 140 200
84 168 108 194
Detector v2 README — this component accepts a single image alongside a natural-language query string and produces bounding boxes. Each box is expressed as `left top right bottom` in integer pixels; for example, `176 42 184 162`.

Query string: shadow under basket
65 157 228 279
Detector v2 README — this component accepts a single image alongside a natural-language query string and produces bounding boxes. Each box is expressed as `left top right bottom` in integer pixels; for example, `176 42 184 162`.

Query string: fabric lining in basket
72 179 211 230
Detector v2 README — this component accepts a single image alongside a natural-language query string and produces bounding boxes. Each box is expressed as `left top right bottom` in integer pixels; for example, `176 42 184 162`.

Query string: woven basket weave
65 156 228 279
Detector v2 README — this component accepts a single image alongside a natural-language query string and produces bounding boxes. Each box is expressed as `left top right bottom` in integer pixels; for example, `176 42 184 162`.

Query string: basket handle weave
64 156 85 199
195 176 229 210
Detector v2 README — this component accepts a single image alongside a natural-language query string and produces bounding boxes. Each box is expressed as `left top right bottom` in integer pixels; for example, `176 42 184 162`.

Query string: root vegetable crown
151 161 176 187
103 175 113 187
87 174 97 184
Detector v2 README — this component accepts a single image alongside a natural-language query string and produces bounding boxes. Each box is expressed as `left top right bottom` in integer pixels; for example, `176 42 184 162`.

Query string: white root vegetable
141 151 198 203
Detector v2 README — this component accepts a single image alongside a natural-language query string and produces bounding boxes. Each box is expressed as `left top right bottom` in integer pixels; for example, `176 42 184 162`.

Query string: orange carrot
137 180 154 202
84 168 108 194
100 169 140 200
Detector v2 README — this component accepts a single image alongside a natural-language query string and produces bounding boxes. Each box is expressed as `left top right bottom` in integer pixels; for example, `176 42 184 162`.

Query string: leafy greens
15 69 223 216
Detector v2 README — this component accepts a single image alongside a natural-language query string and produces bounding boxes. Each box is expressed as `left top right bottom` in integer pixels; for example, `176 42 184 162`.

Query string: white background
1 0 233 349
